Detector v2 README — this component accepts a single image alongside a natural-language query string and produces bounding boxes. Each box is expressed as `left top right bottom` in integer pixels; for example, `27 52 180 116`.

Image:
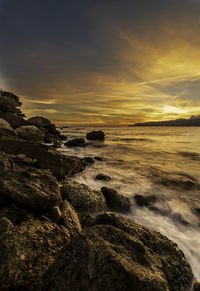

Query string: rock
0 151 15 175
101 187 131 213
0 219 70 290
28 116 57 135
0 137 86 178
64 138 87 147
83 157 95 164
94 156 104 161
52 140 61 148
15 125 44 143
0 217 13 234
58 134 67 140
86 130 105 140
50 206 61 223
171 213 190 227
0 164 62 213
23 156 35 164
194 281 200 290
60 180 106 214
96 173 111 181
0 118 13 131
60 200 82 236
134 194 159 208
16 153 26 159
0 204 34 226
33 212 193 291
0 112 29 129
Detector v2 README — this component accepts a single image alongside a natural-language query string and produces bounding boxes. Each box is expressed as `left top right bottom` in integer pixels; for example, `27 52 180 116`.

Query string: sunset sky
0 0 200 126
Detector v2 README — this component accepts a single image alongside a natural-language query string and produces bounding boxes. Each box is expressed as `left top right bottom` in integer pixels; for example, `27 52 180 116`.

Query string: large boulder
86 130 105 140
60 200 82 237
15 125 44 143
0 112 29 129
0 161 62 213
0 136 86 178
0 118 13 131
101 187 131 213
32 212 193 291
60 180 106 214
28 116 57 135
64 138 87 147
0 219 70 290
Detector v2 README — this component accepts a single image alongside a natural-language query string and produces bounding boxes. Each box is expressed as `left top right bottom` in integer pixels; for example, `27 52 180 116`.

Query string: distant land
130 115 200 127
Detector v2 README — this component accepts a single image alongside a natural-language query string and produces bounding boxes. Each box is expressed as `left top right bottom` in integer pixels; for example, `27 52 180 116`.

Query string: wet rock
194 281 200 291
134 194 158 208
60 200 82 236
86 130 105 140
50 206 62 223
171 213 190 227
94 156 104 161
0 219 70 290
52 140 61 148
15 125 44 143
0 118 13 131
0 217 13 234
101 187 131 213
0 112 29 129
64 138 87 147
0 165 62 213
0 137 86 178
60 180 106 214
57 134 67 140
33 212 193 291
96 173 111 181
83 157 95 164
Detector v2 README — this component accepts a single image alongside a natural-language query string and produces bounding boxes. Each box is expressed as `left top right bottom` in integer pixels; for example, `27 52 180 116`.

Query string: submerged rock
60 180 106 214
64 138 87 147
101 187 131 213
15 125 44 143
86 130 105 140
134 194 159 208
0 219 70 290
96 173 111 181
33 212 193 291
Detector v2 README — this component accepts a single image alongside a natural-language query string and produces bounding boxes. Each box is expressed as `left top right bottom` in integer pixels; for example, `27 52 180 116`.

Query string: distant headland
130 115 200 127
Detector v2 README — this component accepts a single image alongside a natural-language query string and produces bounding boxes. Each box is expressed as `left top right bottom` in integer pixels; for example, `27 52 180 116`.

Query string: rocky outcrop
0 112 29 129
101 187 131 213
0 219 70 290
60 180 106 214
28 116 57 134
64 138 87 147
15 125 44 143
86 130 105 140
32 212 193 291
0 118 13 131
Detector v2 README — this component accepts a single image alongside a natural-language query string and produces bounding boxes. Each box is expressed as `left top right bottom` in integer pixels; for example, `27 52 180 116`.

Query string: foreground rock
60 180 106 214
15 125 44 143
101 187 131 213
86 130 105 140
0 219 70 290
64 138 87 147
0 136 86 178
33 212 193 291
0 112 29 129
0 118 14 131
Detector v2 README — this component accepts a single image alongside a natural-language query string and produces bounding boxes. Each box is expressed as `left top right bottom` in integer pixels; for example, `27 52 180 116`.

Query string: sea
57 126 200 280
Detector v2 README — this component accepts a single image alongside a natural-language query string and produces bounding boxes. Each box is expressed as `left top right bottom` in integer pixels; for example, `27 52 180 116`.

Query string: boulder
86 130 105 140
33 212 193 291
0 164 62 213
15 125 44 143
101 187 131 213
0 112 29 129
0 118 13 131
94 156 104 161
0 136 86 178
134 194 159 208
83 157 95 164
0 217 13 234
0 219 70 290
60 200 82 236
96 173 111 181
60 180 106 214
64 138 87 147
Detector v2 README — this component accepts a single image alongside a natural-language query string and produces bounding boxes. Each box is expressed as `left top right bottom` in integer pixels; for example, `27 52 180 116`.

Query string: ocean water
58 126 200 280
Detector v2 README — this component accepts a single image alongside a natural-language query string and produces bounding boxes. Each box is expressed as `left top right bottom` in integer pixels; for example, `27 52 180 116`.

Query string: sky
0 0 200 126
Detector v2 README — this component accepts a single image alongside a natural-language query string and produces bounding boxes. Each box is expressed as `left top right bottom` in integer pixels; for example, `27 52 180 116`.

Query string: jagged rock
86 130 105 140
0 118 13 131
96 173 111 181
60 200 82 236
0 217 13 234
60 180 106 214
0 137 86 178
15 125 44 143
0 164 62 213
50 206 62 223
101 187 131 213
32 212 193 291
64 138 87 147
0 112 29 129
0 219 70 290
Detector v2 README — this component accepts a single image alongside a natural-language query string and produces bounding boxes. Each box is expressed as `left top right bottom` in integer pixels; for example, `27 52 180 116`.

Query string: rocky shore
0 90 196 290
